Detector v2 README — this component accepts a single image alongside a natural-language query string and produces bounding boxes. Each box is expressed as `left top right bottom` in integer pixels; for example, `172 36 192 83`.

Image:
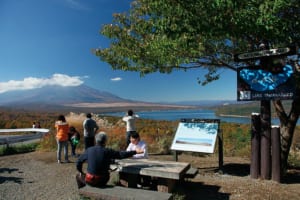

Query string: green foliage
221 122 251 156
95 1 300 170
38 133 58 151
0 143 39 156
95 0 300 84
215 101 293 117
288 153 300 168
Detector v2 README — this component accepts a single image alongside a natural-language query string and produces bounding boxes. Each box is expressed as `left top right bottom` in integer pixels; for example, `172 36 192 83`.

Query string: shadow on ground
176 181 230 200
0 167 23 184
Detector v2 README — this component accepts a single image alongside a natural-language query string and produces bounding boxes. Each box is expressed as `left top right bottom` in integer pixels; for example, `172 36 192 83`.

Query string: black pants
70 142 77 156
84 137 94 150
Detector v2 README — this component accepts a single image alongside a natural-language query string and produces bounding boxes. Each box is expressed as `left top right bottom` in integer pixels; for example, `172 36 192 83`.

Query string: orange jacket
55 121 69 142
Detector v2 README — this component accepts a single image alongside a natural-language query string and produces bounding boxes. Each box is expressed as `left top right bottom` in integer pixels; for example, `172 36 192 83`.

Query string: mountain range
0 85 195 112
0 85 240 112
0 85 129 105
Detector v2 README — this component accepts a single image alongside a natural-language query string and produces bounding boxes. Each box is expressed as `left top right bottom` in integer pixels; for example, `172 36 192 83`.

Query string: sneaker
58 160 61 164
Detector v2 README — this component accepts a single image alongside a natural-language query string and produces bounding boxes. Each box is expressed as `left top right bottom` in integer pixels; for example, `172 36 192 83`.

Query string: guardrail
0 128 50 148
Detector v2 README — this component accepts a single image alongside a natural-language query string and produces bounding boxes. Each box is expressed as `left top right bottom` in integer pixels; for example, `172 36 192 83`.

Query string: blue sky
0 0 237 102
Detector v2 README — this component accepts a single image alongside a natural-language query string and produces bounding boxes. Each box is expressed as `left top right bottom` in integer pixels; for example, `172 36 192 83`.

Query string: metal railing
0 128 50 148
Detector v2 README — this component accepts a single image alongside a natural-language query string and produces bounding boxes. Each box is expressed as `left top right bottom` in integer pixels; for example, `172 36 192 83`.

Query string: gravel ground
1 151 300 200
0 151 79 200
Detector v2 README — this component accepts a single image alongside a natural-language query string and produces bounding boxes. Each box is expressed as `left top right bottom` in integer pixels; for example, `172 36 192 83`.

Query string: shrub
0 143 39 156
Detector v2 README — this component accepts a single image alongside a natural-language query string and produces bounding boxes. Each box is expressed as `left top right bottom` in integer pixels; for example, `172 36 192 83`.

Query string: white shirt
126 140 148 159
122 115 139 132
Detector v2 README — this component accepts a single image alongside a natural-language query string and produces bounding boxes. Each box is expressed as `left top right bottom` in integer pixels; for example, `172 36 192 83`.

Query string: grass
288 152 300 168
0 142 39 156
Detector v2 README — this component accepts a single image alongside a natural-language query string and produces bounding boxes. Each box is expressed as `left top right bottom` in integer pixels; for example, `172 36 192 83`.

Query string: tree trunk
273 99 300 173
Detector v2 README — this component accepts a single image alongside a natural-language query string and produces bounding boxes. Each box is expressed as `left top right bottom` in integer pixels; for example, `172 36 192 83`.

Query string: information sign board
171 119 219 153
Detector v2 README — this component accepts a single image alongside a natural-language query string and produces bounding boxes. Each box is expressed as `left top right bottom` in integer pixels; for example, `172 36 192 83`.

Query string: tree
95 0 300 172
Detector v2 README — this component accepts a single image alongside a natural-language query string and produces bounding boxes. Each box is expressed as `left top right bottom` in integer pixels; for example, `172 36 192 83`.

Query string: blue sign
237 64 296 101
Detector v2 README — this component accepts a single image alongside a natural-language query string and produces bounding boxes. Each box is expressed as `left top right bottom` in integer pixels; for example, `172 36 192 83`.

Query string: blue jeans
57 140 68 161
70 142 77 156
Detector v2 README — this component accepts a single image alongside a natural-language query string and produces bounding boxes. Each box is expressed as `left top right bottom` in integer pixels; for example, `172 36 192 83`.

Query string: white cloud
64 0 89 10
0 74 84 93
111 77 122 81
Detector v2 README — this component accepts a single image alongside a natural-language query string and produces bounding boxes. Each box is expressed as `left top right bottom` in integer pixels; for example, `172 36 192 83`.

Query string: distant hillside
0 85 194 112
0 85 128 106
214 100 293 117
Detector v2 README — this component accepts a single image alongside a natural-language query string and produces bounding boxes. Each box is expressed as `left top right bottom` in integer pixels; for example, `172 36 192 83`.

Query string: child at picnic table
126 132 151 188
126 132 148 159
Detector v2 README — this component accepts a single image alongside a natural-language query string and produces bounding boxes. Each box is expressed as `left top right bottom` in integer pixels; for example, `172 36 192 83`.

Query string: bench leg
156 178 176 193
119 172 139 188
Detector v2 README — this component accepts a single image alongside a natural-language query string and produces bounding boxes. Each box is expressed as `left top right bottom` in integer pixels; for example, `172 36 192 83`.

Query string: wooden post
260 100 271 180
271 125 281 183
173 151 178 161
218 131 223 173
250 113 261 179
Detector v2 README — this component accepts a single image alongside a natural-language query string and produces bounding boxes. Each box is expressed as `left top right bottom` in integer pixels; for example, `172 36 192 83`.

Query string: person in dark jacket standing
82 113 99 150
76 132 143 188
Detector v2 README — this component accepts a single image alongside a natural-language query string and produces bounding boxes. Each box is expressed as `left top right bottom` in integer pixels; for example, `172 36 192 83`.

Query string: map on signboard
171 119 219 153
237 64 296 101
235 46 298 101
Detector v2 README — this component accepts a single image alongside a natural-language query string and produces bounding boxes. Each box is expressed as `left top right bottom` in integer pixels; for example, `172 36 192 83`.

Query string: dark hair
58 115 66 122
86 113 92 118
69 126 76 132
130 131 140 139
127 110 133 116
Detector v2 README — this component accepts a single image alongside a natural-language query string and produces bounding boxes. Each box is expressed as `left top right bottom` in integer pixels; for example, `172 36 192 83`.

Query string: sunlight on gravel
1 152 300 200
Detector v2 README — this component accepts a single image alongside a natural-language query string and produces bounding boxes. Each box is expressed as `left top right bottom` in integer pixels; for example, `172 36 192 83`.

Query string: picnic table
115 158 191 193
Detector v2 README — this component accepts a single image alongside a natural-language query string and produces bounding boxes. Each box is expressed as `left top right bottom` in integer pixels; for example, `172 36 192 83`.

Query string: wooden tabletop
115 159 191 180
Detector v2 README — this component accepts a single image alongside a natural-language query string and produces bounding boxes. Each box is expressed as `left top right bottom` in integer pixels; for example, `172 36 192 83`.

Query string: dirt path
1 152 300 200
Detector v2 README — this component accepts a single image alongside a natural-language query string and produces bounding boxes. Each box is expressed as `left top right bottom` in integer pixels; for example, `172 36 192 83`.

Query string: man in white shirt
122 109 139 145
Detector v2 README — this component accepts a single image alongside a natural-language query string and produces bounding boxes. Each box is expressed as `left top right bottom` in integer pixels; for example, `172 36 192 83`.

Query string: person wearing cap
76 132 144 188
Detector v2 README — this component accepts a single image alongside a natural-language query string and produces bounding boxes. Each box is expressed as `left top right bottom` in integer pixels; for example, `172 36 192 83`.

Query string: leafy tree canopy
95 0 300 85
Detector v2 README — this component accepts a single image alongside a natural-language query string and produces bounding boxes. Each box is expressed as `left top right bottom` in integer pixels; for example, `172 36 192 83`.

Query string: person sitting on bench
126 132 148 159
76 131 144 188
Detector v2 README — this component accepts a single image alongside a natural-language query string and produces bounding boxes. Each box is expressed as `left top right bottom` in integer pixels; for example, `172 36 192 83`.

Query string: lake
102 109 284 125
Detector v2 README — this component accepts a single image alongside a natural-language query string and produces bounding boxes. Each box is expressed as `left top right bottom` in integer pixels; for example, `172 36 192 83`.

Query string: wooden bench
184 167 198 179
116 159 191 193
79 185 172 200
